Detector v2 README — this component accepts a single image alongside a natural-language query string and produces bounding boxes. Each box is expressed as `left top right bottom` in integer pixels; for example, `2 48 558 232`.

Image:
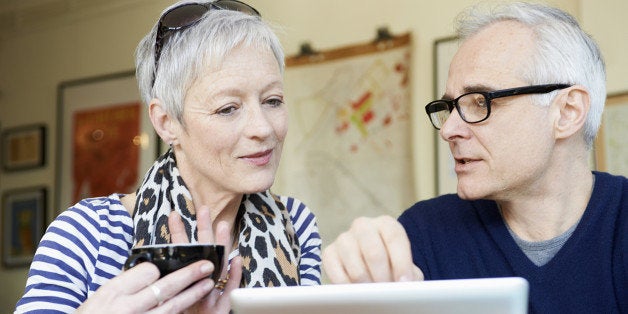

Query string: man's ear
149 98 178 145
554 85 589 140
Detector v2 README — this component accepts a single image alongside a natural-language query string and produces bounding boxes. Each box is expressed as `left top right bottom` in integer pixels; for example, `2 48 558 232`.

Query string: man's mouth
457 158 472 164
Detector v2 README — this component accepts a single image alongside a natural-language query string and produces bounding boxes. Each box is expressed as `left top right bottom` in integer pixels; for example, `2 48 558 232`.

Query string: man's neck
497 169 594 242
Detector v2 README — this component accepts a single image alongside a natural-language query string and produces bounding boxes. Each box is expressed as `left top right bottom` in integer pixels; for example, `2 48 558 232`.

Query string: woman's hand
76 259 215 313
170 205 243 314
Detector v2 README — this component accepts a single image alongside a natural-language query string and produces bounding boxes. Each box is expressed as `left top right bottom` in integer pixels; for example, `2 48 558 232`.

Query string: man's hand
322 215 423 284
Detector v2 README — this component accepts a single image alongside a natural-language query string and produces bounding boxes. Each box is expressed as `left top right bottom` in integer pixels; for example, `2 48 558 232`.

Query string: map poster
275 34 416 244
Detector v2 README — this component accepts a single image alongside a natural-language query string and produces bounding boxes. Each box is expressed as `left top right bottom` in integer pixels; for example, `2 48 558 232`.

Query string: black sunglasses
152 0 261 87
425 84 571 130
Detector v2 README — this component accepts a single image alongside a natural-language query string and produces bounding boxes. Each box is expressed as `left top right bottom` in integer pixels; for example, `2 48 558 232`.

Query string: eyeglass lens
161 1 259 29
212 0 260 16
457 93 488 122
161 4 208 29
152 0 260 87
426 84 571 129
428 93 489 129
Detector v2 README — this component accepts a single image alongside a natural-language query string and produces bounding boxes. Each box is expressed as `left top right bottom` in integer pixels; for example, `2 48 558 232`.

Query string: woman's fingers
147 278 214 314
213 220 233 279
77 260 214 313
224 256 243 292
168 211 188 243
76 263 161 312
118 262 161 294
119 206 229 313
196 205 215 243
207 255 243 310
141 260 214 310
169 205 215 244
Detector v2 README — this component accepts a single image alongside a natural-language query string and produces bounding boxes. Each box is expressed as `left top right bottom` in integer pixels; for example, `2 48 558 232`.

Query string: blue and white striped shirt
15 194 321 313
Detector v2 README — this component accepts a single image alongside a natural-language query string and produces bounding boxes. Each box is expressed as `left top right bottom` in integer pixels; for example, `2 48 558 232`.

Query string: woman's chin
239 177 276 194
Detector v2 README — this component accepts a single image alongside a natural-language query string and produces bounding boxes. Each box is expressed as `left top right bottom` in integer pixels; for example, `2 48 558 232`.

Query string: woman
15 1 321 313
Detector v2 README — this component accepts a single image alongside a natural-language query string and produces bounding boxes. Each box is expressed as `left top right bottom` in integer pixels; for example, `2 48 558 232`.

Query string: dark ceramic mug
124 244 225 281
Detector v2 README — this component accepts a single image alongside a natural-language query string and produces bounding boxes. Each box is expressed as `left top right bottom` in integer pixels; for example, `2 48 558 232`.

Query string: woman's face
172 44 287 195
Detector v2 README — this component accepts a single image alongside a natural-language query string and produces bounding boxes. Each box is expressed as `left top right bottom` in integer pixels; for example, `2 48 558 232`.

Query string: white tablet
230 277 528 314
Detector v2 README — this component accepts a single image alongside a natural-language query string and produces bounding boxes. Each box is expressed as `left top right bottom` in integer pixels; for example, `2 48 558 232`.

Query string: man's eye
476 98 487 108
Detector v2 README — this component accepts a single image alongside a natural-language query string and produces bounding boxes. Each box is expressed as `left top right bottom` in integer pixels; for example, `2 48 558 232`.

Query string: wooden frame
432 36 460 195
1 186 46 267
56 71 161 213
595 91 628 176
1 124 46 171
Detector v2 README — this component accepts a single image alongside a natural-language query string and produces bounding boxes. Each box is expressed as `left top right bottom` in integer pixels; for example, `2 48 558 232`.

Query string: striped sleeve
14 195 133 313
281 196 322 286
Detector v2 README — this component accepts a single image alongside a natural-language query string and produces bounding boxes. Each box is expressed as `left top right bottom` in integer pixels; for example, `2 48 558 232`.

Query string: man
322 2 627 313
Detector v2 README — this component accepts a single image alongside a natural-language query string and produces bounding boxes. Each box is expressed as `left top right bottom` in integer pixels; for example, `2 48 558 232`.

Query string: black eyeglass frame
151 0 261 87
425 84 572 130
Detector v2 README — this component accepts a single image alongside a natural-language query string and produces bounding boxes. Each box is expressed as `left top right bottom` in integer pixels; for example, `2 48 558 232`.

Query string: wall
1 0 625 311
580 0 628 94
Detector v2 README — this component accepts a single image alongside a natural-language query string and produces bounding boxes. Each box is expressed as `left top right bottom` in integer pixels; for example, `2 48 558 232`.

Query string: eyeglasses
425 84 571 130
152 0 260 87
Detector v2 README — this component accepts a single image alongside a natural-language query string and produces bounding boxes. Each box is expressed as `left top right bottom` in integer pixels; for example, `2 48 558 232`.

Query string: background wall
0 0 626 310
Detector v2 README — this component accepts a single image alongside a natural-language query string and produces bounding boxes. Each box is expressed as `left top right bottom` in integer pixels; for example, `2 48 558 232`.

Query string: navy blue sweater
399 171 627 313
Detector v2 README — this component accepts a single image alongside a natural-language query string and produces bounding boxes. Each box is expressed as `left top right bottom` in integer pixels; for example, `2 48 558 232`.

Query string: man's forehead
444 21 533 97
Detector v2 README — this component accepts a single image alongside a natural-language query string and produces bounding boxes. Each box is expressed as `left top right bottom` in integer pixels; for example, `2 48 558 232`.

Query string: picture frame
1 186 46 268
595 91 628 176
56 71 161 214
432 36 460 195
1 124 46 171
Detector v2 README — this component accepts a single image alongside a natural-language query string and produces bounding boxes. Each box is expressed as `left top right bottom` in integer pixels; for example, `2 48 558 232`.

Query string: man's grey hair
135 1 285 126
455 2 606 148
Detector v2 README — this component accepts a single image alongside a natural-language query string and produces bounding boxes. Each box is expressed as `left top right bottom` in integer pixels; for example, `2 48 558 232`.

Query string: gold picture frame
1 124 46 171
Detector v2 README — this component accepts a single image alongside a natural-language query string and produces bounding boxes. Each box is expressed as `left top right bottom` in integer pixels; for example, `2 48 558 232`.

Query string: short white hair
135 2 285 125
455 2 606 148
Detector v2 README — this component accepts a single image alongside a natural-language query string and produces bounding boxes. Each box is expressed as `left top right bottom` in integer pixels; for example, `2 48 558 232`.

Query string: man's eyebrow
463 84 498 93
441 83 499 100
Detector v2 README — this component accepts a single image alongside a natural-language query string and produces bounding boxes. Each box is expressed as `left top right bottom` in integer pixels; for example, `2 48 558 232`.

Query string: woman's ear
554 85 589 140
149 98 177 145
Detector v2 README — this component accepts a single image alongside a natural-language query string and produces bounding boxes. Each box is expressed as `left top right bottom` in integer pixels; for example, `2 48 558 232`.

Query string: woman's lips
241 149 272 166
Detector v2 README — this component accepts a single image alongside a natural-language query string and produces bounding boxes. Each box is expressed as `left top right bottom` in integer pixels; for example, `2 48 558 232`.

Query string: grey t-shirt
506 221 579 266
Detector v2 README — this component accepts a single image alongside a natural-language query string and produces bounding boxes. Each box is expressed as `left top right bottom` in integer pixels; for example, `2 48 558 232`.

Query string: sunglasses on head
152 0 261 87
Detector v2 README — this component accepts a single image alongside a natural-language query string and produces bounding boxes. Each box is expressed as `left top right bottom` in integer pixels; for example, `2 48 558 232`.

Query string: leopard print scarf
132 149 301 287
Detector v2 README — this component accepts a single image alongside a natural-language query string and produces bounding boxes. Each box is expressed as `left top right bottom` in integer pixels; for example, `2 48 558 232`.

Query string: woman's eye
265 97 284 107
215 105 238 115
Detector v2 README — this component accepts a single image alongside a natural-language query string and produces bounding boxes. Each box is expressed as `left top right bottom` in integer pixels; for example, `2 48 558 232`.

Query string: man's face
442 21 557 200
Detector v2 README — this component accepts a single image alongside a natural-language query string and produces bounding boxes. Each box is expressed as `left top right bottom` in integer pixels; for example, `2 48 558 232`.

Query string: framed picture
2 186 46 267
595 91 628 176
432 36 460 195
1 124 46 171
56 71 161 213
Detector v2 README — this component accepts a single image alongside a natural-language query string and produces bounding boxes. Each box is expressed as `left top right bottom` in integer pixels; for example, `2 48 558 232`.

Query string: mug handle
124 252 152 270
